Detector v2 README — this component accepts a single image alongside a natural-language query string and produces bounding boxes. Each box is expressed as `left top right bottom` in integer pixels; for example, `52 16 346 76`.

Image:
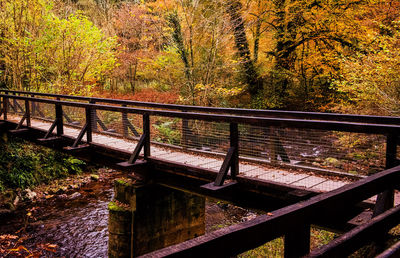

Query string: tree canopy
0 0 399 114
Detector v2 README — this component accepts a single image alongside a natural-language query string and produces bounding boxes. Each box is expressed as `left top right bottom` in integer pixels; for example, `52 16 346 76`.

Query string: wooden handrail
1 94 400 135
1 89 400 124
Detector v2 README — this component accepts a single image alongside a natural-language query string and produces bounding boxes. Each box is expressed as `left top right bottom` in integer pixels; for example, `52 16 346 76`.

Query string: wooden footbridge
1 89 400 257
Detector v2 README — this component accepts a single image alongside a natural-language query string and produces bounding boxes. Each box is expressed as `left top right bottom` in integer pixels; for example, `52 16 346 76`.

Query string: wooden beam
214 147 236 186
64 123 88 149
307 204 400 257
117 133 147 168
376 240 400 258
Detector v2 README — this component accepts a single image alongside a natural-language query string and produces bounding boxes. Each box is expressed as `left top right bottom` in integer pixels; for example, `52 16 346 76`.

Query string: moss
90 174 100 181
115 178 132 187
108 201 131 212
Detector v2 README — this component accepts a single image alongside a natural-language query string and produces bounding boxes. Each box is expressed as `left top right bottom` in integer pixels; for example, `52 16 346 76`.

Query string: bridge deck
8 115 350 193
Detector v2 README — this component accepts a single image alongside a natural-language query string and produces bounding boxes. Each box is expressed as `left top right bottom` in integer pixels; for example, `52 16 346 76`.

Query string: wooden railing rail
1 95 400 135
1 89 400 124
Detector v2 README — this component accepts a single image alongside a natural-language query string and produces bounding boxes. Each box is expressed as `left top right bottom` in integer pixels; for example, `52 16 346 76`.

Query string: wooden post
269 127 278 163
90 99 98 132
30 95 36 117
230 123 239 178
13 92 17 113
122 104 128 138
85 106 92 143
284 223 310 258
25 99 31 127
2 95 7 120
143 113 150 159
182 111 189 149
373 134 398 217
55 98 64 136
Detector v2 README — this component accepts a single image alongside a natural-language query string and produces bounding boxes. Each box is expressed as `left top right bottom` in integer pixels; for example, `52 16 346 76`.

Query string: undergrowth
0 136 86 192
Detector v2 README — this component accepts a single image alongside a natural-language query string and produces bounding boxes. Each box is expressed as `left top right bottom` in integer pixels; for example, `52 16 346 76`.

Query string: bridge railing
140 164 400 258
0 92 399 189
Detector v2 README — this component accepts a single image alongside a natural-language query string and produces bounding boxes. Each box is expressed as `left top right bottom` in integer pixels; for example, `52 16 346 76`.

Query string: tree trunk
226 1 262 100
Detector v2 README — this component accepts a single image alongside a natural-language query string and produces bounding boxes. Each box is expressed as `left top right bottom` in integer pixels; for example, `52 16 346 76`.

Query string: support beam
117 114 150 168
206 122 239 188
37 118 61 142
64 123 89 150
117 133 147 168
214 147 236 186
25 100 31 127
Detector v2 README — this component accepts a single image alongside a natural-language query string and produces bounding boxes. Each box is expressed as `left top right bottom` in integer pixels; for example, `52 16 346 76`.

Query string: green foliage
0 0 117 94
0 137 86 191
153 119 181 145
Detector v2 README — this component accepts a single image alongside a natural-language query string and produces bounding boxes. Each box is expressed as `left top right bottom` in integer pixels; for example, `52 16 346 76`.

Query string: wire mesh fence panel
149 116 230 168
238 124 386 177
150 115 183 147
93 109 124 136
30 101 55 121
88 109 144 153
182 120 230 154
61 106 86 140
7 99 25 115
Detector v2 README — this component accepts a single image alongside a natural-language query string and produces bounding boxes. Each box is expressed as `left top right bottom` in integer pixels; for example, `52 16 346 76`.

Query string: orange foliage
93 89 179 104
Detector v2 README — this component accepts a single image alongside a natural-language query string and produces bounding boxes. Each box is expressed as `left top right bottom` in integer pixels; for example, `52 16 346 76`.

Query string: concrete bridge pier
108 177 205 257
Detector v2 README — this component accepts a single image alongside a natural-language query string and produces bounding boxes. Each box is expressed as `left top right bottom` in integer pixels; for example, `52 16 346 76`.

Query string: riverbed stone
24 188 37 201
68 192 82 200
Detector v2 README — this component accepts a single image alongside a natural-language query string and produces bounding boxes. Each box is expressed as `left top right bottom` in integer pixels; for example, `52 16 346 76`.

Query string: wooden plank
291 176 327 188
274 174 310 185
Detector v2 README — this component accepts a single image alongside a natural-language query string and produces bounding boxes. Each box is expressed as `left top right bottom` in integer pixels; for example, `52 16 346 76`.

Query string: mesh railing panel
31 101 55 121
238 125 386 176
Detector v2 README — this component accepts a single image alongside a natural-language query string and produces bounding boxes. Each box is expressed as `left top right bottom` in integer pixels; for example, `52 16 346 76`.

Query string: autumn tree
112 2 165 94
0 0 117 94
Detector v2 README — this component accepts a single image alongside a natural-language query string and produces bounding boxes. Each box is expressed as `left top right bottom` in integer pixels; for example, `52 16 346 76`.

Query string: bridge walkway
7 115 349 192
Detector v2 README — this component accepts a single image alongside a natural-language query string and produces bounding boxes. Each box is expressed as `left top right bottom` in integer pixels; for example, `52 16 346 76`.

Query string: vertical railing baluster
55 98 63 136
373 134 398 216
182 111 188 149
230 123 239 178
143 113 150 159
85 105 92 143
31 94 36 117
90 99 98 132
25 99 31 127
2 94 7 120
122 104 128 138
13 92 17 114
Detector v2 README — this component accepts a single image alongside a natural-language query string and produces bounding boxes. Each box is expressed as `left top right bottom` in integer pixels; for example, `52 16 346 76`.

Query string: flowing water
0 178 115 257
0 172 256 257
